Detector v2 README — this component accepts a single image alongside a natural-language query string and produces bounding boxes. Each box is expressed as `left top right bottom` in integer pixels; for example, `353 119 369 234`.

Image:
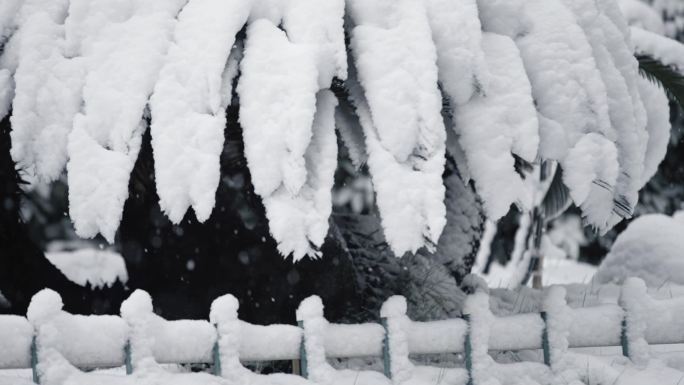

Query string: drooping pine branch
637 54 684 109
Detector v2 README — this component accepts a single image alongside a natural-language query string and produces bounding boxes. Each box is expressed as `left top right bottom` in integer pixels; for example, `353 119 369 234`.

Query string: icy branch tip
27 289 63 324
210 294 240 324
380 295 407 318
296 295 324 321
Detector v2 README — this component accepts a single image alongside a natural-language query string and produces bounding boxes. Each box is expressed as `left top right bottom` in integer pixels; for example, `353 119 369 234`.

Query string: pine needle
637 54 684 109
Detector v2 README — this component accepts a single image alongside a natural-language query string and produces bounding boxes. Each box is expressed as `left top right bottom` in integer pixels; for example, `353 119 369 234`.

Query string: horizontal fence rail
1 277 682 384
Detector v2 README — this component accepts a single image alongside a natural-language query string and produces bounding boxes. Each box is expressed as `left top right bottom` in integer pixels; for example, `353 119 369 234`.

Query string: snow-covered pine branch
0 0 678 258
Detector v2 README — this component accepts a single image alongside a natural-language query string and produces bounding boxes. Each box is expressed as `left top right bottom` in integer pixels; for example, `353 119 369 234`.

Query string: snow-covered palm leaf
541 168 572 221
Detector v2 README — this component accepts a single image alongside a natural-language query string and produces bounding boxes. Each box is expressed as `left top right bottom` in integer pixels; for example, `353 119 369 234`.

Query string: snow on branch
0 0 679 258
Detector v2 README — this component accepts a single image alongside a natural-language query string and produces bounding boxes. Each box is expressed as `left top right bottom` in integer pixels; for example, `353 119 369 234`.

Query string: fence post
124 340 133 374
212 336 222 376
463 314 473 385
620 317 629 358
540 312 551 367
297 320 308 379
381 317 391 379
31 335 39 384
618 278 650 366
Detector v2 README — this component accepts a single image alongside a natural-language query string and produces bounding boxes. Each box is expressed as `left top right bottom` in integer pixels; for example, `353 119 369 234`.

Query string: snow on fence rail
1 277 683 384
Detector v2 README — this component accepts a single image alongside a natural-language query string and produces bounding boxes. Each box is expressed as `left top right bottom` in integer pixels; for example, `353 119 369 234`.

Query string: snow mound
45 248 128 289
595 214 684 286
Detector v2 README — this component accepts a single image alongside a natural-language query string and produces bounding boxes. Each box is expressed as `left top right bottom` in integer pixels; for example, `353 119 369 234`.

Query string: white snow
595 213 684 287
631 26 684 71
65 0 187 242
637 76 671 186
562 133 619 230
282 0 346 86
149 0 250 224
477 0 612 162
618 0 666 35
261 91 338 260
424 0 487 105
344 47 446 256
45 248 128 289
7 1 83 183
27 289 129 370
238 19 336 259
452 32 538 219
0 316 32 369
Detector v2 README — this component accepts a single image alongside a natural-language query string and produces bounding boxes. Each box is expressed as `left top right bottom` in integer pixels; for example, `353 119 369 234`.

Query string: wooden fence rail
1 277 683 384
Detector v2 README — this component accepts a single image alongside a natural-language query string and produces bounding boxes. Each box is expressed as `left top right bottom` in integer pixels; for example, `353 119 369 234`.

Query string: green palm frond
541 167 572 221
637 54 684 109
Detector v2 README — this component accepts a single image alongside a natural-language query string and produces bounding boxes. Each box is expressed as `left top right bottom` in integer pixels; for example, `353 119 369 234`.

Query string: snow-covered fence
2 278 683 384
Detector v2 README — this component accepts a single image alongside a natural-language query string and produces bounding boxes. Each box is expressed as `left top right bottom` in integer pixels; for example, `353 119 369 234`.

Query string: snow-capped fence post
619 278 651 367
26 289 66 385
541 286 571 371
120 290 156 372
380 296 413 383
463 290 494 385
210 294 253 383
296 296 336 384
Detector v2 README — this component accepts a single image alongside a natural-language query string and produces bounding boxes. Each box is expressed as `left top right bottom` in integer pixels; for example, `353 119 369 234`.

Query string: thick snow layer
346 64 446 256
211 294 313 385
66 123 143 242
631 26 684 71
28 289 129 370
595 214 684 286
239 20 341 259
45 248 128 289
477 0 612 162
66 0 187 242
637 77 671 186
282 0 346 85
122 290 217 367
453 32 538 219
562 133 619 230
563 0 649 230
261 91 338 260
618 0 666 34
424 0 487 105
346 0 445 165
0 316 32 369
238 19 317 199
150 0 249 223
476 0 656 232
8 3 84 183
